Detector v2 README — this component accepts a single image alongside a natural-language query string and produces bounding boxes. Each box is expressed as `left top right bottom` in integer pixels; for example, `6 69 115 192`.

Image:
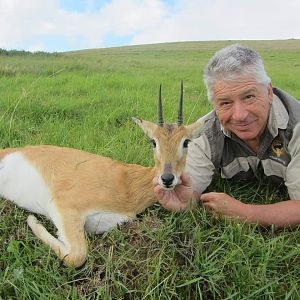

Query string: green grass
1 40 300 299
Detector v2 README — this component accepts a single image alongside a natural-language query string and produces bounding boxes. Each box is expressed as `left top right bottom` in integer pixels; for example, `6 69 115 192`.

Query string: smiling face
212 77 273 151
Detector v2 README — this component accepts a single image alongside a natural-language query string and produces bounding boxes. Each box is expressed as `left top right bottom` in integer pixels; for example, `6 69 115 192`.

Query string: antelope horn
158 84 164 127
178 80 183 126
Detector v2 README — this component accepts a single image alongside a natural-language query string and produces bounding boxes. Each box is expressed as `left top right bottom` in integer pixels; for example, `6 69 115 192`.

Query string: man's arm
154 174 300 228
201 192 300 228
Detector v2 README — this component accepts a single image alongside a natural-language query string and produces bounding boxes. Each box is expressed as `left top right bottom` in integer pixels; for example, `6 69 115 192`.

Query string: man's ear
268 82 273 105
132 117 157 138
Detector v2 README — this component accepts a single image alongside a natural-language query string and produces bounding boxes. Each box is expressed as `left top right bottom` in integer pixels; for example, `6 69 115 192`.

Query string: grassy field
1 40 300 299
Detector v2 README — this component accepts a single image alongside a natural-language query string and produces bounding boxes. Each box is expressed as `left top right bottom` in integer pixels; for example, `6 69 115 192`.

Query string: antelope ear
132 117 157 138
186 120 205 139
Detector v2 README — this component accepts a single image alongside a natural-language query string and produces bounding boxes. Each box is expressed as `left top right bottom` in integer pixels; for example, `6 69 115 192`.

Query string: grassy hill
1 40 300 299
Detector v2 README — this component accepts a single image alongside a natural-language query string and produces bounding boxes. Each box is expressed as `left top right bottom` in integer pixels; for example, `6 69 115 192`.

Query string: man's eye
217 101 232 109
183 139 191 148
150 139 156 148
244 95 255 101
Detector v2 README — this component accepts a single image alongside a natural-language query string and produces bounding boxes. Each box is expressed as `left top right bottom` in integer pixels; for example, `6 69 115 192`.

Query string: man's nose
232 101 248 120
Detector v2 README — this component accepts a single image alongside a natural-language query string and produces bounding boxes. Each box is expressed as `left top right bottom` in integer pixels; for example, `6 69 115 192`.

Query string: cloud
0 0 299 52
132 0 300 44
0 0 170 51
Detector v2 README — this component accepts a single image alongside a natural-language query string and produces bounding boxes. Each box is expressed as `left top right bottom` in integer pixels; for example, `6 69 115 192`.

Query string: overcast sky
1 0 300 52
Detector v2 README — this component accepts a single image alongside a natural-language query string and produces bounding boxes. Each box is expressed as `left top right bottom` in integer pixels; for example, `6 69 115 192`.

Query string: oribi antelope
0 83 203 267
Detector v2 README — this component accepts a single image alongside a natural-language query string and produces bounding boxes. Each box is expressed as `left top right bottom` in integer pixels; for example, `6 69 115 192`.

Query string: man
154 44 300 228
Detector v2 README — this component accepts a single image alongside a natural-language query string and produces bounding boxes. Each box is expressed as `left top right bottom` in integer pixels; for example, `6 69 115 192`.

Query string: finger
203 201 215 210
200 198 209 203
180 172 192 187
154 185 165 198
200 193 211 202
201 192 220 201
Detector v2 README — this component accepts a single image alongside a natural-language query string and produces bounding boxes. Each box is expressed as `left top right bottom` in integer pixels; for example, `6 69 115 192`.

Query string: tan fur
0 118 203 267
23 146 154 215
152 122 203 177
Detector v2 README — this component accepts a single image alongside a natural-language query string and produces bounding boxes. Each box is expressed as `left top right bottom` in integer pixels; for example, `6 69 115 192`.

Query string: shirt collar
220 93 289 138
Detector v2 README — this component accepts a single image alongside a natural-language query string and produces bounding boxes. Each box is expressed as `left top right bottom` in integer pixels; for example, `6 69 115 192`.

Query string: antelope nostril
161 173 175 186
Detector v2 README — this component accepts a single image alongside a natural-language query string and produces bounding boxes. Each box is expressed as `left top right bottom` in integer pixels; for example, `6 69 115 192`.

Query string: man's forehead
213 78 261 99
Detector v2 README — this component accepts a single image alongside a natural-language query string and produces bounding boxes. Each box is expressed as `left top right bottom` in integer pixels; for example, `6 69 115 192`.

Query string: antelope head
133 82 204 190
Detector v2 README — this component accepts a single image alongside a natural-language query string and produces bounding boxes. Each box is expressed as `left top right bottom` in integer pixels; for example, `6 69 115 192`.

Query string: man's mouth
231 121 255 131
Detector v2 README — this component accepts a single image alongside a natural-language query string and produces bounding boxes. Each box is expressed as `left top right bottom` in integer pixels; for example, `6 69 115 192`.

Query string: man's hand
153 172 194 211
200 192 246 219
200 192 300 228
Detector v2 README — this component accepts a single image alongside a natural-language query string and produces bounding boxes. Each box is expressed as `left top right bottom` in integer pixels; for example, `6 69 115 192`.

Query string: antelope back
133 82 204 190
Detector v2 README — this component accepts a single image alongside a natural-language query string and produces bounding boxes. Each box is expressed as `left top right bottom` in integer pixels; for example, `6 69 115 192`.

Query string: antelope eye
150 139 156 148
183 139 191 148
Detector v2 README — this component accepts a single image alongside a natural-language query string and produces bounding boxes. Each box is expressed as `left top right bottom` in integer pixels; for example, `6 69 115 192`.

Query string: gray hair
204 44 271 101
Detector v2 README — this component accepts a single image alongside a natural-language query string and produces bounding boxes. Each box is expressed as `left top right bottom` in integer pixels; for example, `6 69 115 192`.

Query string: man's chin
233 131 261 149
231 128 258 140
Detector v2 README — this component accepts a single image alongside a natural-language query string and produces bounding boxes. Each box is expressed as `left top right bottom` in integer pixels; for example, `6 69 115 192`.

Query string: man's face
213 77 273 148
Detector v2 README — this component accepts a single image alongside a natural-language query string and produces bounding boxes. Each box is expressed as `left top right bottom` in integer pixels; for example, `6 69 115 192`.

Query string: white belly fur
85 211 132 234
0 152 52 216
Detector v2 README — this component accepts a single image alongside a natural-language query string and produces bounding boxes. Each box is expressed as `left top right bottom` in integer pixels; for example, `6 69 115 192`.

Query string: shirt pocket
221 157 251 179
261 159 286 180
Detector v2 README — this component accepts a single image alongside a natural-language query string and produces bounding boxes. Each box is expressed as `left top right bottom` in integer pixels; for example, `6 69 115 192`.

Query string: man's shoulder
197 110 223 141
193 110 225 168
273 87 299 102
197 110 220 130
273 88 300 113
273 87 300 129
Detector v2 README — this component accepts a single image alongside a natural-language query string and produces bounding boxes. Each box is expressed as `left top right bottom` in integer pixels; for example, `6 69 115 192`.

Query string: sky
1 0 300 53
